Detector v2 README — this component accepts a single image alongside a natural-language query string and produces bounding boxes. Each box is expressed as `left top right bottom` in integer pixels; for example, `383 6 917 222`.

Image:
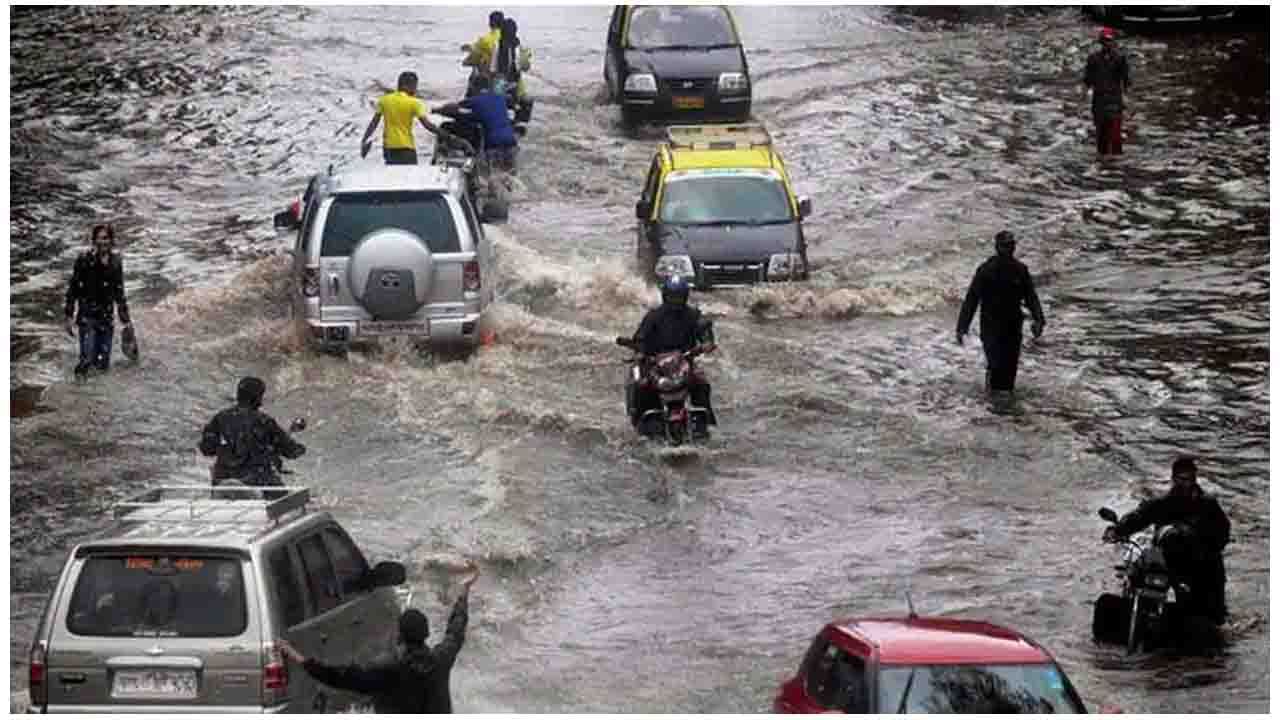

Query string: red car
774 614 1091 714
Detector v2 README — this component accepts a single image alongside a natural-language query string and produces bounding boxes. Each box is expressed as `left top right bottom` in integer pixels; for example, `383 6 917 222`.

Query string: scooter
432 110 524 224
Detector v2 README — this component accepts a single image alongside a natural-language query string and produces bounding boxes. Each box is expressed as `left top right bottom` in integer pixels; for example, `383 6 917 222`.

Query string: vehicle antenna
906 590 917 620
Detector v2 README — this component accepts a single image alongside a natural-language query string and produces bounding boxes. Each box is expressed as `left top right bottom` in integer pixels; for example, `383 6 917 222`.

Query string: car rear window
321 191 461 257
67 555 248 638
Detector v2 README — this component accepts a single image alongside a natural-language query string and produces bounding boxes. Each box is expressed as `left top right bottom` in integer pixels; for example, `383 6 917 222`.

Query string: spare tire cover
348 229 434 321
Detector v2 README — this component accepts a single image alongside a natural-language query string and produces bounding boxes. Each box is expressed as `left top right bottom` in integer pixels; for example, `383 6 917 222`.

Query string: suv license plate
359 320 430 337
112 669 198 699
673 95 705 110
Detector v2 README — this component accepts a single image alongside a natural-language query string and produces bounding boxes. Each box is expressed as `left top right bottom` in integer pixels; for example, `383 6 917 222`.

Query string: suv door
267 544 320 712
321 527 401 667
291 530 366 713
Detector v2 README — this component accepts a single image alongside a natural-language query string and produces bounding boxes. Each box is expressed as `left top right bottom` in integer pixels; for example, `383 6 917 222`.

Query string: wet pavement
9 6 1269 712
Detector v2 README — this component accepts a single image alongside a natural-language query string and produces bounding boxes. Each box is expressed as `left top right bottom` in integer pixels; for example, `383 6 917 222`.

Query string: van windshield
321 191 461 257
67 555 248 638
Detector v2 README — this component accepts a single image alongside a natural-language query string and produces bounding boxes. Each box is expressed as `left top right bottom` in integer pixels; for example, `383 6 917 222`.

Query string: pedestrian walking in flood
1083 26 1131 156
956 231 1046 403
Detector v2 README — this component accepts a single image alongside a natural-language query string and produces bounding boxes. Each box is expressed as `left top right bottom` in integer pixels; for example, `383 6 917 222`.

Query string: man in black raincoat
630 274 717 438
1104 457 1231 624
1083 26 1130 156
199 377 306 493
278 566 478 713
956 231 1045 396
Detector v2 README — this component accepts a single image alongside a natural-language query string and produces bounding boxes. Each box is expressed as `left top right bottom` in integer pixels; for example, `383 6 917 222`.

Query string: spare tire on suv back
348 229 435 321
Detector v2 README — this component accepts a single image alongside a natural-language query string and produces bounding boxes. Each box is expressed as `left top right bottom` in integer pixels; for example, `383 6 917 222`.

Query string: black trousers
981 330 1022 392
383 148 419 165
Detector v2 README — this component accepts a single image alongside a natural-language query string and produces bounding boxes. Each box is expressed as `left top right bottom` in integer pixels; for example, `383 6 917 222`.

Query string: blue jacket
461 93 517 148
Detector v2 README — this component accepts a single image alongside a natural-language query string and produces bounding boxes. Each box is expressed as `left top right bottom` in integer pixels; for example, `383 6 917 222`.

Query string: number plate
112 670 198 699
672 95 705 110
358 320 430 337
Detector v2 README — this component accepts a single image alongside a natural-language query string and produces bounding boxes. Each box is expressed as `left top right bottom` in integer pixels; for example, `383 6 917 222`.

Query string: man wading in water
1083 26 1130 156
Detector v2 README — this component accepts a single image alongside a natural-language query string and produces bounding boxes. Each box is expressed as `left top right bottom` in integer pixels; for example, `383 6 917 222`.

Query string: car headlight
654 255 694 278
624 73 658 94
718 72 748 93
768 253 804 278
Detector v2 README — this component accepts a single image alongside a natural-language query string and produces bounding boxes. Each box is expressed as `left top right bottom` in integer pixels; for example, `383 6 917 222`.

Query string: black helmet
236 376 266 408
660 274 690 306
399 608 429 645
489 10 504 28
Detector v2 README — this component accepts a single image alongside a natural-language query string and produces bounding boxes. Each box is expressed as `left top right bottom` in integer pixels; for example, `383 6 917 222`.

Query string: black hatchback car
604 5 752 128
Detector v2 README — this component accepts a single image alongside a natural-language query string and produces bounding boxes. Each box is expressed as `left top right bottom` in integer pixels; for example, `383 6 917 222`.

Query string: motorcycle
1093 507 1216 653
615 328 716 447
431 108 525 224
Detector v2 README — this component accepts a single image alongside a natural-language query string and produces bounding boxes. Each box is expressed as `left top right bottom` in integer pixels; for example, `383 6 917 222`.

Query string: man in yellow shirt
462 11 504 98
360 71 460 165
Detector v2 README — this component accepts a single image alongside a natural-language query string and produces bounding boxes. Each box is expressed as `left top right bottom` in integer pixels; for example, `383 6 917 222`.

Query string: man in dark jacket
1083 26 1130 156
278 566 479 713
629 275 717 438
1104 457 1231 624
199 377 305 494
64 223 132 378
956 231 1045 397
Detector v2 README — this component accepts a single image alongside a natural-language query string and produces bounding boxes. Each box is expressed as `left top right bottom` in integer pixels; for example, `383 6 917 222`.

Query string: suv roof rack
665 123 773 151
112 486 312 527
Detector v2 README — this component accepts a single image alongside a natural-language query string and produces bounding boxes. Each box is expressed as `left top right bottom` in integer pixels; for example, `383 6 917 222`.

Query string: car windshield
627 6 737 49
67 555 248 638
321 191 460 257
660 172 793 225
878 664 1084 714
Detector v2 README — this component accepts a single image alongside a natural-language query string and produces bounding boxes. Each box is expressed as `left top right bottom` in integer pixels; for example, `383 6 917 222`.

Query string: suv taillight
29 640 47 707
302 267 320 298
262 641 288 703
463 261 481 293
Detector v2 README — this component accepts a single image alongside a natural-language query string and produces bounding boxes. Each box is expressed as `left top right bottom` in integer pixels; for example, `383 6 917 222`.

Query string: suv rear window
321 191 461 257
67 555 248 638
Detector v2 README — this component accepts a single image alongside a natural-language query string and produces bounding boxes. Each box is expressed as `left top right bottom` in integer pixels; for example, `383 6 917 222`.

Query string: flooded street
10 6 1269 712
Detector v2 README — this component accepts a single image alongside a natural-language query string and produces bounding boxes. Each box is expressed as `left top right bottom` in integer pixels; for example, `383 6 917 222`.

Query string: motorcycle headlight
624 73 658 94
768 253 804 278
1147 573 1169 589
656 376 678 391
718 72 749 93
655 255 694 278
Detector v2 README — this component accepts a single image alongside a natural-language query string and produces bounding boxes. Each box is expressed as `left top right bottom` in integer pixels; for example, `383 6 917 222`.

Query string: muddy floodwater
10 6 1269 713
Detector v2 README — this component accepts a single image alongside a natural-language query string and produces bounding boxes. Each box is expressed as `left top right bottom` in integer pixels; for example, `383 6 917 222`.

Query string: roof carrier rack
112 486 311 527
666 123 773 151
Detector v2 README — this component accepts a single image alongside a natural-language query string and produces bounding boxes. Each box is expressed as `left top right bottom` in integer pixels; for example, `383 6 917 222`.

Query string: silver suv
27 486 408 713
286 164 496 352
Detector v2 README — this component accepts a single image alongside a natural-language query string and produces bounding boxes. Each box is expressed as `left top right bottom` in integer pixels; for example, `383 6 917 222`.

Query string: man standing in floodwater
1083 26 1130 156
64 223 131 379
956 231 1045 399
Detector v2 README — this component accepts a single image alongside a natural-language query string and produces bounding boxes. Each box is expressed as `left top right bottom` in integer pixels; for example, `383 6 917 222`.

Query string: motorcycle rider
1103 457 1231 624
199 377 306 497
956 230 1045 397
629 274 717 439
436 80 519 173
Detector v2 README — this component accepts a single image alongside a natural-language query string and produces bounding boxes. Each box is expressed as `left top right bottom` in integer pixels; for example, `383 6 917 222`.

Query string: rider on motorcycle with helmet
629 275 717 439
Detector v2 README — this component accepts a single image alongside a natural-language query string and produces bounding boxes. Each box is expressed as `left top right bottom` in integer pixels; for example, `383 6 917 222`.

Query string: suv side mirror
368 561 407 588
635 201 651 220
289 417 307 433
273 208 301 231
797 196 813 219
1098 507 1119 523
